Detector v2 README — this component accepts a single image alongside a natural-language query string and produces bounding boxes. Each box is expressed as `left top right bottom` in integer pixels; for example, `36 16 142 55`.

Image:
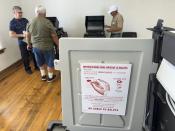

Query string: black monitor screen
85 16 104 32
87 22 104 31
46 17 59 28
162 32 175 65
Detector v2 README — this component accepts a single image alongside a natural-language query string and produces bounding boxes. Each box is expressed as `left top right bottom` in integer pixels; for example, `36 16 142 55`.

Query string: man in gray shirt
26 5 59 82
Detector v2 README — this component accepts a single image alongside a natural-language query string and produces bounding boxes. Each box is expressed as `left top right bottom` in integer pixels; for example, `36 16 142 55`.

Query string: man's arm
106 27 122 32
105 25 111 28
46 19 59 48
51 33 59 48
26 32 32 49
9 31 25 38
26 32 31 44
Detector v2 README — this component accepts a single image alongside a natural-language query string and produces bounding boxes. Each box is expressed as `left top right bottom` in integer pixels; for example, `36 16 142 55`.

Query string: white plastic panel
55 38 154 131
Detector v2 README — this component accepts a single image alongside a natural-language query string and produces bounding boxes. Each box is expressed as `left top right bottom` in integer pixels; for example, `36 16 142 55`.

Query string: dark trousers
18 40 37 71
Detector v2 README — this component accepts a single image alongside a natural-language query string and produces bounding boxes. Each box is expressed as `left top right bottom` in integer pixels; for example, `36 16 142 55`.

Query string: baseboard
0 59 22 81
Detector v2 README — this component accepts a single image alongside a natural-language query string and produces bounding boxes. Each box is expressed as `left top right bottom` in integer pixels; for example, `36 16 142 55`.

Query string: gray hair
35 5 46 15
13 6 22 11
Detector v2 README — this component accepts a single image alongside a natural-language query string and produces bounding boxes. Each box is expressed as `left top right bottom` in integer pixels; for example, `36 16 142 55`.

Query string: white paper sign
80 63 132 115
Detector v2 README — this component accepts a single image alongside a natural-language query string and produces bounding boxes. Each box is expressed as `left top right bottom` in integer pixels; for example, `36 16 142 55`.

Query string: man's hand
106 28 112 32
27 44 32 50
105 25 110 28
51 33 59 49
9 31 26 38
22 31 27 37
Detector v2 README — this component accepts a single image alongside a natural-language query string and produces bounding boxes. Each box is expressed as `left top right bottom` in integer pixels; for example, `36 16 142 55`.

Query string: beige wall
1 0 175 71
22 0 175 37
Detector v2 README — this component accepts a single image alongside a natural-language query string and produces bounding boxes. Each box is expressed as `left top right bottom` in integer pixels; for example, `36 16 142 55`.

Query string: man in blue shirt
9 6 38 74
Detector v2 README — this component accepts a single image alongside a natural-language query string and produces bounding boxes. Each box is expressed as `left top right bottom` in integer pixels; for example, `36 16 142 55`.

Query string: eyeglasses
17 12 23 14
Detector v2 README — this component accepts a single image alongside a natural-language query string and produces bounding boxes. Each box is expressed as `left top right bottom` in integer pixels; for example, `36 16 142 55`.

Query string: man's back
28 17 56 50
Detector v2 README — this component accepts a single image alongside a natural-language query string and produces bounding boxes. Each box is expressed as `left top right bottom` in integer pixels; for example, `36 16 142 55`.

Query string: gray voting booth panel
54 38 154 131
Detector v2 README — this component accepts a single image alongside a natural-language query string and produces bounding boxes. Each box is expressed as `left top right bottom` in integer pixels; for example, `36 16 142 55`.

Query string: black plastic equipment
122 32 137 37
47 120 69 131
46 17 68 38
46 17 59 29
161 32 175 65
84 16 105 37
147 19 175 63
145 19 175 131
46 17 68 59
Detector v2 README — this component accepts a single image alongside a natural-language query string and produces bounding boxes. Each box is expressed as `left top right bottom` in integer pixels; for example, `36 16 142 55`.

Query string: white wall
21 0 175 37
0 0 22 71
1 0 175 71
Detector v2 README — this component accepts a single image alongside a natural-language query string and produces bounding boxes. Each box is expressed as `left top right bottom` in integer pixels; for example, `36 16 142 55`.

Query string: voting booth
49 37 155 131
84 16 106 37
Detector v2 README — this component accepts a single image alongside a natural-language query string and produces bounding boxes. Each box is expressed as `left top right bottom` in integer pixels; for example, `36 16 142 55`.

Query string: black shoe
26 69 32 75
47 75 56 83
41 75 47 81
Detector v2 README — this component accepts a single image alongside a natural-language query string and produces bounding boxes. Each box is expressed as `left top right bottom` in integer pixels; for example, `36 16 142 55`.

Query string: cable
166 92 175 116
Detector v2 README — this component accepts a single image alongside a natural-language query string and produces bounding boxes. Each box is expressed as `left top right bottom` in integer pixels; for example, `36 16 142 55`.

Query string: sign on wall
80 63 132 115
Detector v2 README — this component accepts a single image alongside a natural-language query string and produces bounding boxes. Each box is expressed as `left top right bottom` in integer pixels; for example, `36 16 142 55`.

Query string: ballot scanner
47 20 175 131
